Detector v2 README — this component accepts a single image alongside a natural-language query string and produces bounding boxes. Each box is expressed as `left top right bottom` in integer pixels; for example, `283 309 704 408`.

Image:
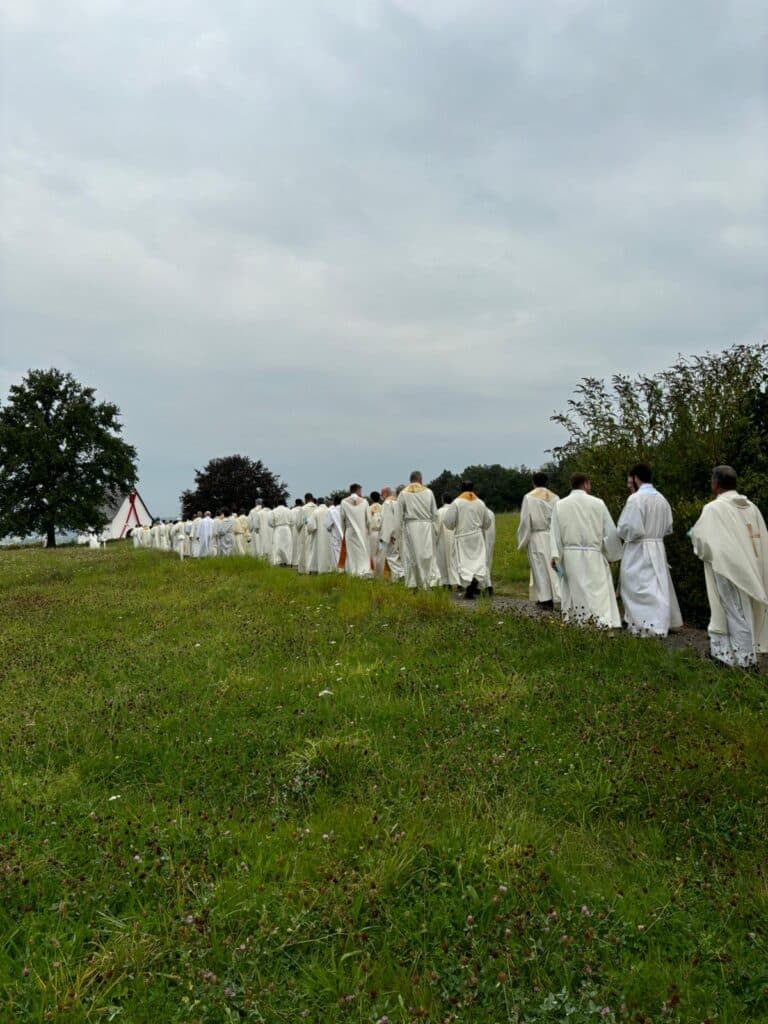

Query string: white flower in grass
318 689 333 697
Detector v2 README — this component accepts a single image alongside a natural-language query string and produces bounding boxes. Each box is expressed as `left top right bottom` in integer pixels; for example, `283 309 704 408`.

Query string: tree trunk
46 523 56 549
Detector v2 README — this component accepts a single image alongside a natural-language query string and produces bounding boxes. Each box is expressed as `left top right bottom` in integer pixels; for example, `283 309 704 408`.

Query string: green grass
0 514 766 1023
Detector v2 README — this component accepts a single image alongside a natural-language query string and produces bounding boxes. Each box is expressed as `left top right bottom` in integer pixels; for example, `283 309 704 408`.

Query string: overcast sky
1 0 766 514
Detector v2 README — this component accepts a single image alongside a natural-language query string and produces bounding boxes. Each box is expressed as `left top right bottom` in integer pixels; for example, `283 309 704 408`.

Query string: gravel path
455 593 767 673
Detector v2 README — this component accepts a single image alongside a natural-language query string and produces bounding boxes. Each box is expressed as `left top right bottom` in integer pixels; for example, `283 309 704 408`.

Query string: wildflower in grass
108 795 121 801
318 689 333 697
581 904 591 916
498 884 508 894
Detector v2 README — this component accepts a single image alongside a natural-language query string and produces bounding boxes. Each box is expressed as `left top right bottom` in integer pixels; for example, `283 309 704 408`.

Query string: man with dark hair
690 465 768 667
379 486 404 581
247 498 263 558
436 493 458 588
368 491 384 576
341 483 372 578
550 474 623 626
518 470 560 609
258 500 273 562
297 493 318 574
234 507 250 556
290 498 304 568
326 494 344 570
217 508 236 557
396 470 439 589
443 482 493 598
307 496 334 573
269 498 293 566
618 464 682 637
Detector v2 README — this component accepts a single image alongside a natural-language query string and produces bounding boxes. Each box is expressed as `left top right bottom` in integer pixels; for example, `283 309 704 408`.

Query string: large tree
180 455 289 518
0 368 138 548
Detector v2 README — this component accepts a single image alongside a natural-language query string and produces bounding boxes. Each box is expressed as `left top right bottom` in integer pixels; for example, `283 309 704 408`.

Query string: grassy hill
1 516 766 1023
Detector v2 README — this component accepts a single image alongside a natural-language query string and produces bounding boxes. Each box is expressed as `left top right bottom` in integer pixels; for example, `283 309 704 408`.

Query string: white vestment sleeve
617 497 644 543
442 502 458 531
517 496 531 550
602 504 623 562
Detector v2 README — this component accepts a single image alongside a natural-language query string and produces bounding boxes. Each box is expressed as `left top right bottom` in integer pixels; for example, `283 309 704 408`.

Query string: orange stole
338 536 347 569
456 491 477 501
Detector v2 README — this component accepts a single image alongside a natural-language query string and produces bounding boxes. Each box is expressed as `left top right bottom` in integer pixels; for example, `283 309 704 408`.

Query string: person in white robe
218 512 236 557
233 510 249 556
690 465 768 668
170 519 187 558
550 473 623 628
617 464 682 637
340 485 372 578
185 515 198 557
297 495 317 574
309 500 335 573
131 527 141 549
259 505 273 562
296 497 317 577
396 472 440 589
435 494 459 588
368 492 384 575
379 487 404 581
139 524 152 548
210 514 222 556
442 482 493 598
517 473 561 607
160 520 172 552
326 498 344 570
288 501 301 569
247 501 262 557
269 504 293 565
197 512 215 558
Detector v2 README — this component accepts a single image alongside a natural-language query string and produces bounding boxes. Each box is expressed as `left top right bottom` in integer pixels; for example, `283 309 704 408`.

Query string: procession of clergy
132 464 768 671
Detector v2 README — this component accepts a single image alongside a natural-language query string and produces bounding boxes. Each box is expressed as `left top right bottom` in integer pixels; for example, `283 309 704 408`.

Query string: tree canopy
0 368 138 547
180 455 289 518
550 343 768 514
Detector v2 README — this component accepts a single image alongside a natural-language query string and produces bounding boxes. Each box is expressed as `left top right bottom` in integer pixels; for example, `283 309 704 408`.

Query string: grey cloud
1 0 766 514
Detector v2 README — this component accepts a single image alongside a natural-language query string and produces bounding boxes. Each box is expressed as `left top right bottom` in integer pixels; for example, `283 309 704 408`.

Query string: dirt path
456 593 768 674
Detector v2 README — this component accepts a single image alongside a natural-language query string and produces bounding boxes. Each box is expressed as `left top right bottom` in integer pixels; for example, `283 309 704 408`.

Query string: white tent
101 490 153 540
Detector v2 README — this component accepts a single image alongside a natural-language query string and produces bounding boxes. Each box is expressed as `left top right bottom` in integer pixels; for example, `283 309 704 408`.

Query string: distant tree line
426 465 562 512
